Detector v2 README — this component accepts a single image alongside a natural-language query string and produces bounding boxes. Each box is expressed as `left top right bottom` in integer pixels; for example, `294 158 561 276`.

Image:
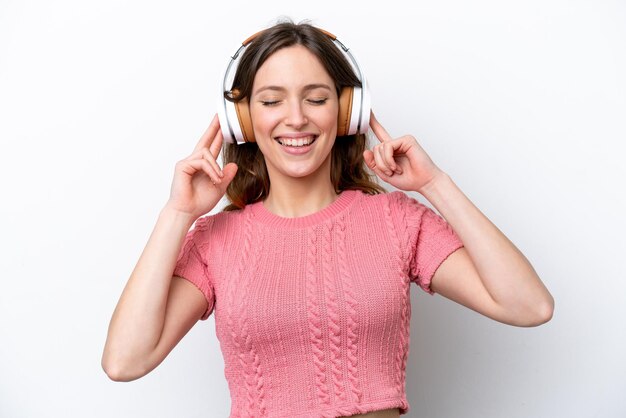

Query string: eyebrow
253 83 332 95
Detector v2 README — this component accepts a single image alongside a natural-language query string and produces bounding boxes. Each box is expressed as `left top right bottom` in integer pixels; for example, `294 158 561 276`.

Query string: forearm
102 206 195 376
418 172 554 317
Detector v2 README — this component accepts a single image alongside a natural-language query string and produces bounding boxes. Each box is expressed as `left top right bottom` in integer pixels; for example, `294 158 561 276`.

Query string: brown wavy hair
222 20 385 211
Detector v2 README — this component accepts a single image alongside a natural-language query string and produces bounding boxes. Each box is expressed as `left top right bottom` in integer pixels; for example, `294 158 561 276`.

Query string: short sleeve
391 191 464 295
173 216 216 320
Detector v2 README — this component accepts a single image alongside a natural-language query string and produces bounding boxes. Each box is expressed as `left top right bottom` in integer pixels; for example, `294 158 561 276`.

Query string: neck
264 185 339 218
263 159 339 218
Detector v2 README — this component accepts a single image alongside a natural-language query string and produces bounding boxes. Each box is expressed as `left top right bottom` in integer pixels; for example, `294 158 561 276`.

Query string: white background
1 0 625 417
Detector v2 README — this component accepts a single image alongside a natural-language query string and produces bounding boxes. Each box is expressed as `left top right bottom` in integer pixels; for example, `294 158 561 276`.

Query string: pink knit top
173 190 464 418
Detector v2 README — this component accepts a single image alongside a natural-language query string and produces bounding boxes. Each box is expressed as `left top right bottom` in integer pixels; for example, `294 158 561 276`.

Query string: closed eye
308 98 328 105
261 100 280 106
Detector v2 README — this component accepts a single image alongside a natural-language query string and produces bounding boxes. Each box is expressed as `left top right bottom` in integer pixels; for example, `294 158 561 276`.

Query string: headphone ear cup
235 98 255 143
337 87 354 137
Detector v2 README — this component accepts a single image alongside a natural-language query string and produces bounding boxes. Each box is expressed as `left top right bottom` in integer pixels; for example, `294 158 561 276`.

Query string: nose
284 100 308 129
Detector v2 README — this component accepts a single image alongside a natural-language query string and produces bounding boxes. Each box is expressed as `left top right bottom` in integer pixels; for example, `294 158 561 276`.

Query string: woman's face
249 44 339 184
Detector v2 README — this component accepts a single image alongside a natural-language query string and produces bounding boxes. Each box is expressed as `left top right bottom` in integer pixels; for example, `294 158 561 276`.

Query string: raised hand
165 114 238 219
363 111 445 193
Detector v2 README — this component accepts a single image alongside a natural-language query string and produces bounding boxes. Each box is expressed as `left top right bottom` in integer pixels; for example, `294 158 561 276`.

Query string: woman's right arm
101 207 201 382
101 115 238 381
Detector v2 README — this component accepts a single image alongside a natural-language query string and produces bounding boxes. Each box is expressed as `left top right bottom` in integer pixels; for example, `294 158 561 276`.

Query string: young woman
102 21 554 418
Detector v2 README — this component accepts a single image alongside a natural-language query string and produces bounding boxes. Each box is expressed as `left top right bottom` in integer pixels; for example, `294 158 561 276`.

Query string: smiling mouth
275 135 318 147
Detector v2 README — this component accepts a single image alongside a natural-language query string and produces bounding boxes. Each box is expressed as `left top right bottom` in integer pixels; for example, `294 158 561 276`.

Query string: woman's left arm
365 113 554 327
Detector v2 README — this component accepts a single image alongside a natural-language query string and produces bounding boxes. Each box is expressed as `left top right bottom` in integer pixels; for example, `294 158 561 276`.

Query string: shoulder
188 206 246 238
353 189 398 205
357 189 425 214
350 190 428 234
359 190 444 243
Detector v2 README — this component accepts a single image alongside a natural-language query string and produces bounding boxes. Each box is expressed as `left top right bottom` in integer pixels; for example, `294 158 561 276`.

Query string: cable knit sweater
173 189 464 418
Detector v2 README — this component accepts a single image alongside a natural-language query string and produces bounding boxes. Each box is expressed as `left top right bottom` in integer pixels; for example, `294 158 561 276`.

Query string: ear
337 87 354 137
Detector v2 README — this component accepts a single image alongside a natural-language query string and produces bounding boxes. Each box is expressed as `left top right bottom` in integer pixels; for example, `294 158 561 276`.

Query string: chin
281 167 319 179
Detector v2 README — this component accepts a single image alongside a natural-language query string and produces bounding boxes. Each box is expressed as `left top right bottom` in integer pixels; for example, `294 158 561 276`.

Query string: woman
102 21 554 417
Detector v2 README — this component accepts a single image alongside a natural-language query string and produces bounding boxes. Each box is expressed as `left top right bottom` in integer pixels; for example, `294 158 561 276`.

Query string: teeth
278 136 315 147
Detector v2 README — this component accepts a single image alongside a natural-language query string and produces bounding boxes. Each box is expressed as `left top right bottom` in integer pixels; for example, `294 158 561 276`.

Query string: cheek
250 106 266 127
314 104 339 131
250 106 278 139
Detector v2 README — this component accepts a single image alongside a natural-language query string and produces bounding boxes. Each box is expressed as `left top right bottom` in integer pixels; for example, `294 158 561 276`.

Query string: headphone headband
217 26 370 144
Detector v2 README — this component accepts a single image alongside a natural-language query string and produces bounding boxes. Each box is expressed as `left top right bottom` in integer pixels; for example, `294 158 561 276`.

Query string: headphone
217 27 371 144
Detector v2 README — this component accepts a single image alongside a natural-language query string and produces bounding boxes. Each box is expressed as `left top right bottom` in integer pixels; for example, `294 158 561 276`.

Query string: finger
363 150 376 170
185 147 213 161
202 148 224 178
370 159 390 181
363 150 393 181
373 145 393 176
369 111 393 143
186 158 223 185
381 142 400 173
200 160 222 184
192 114 221 154
209 129 224 159
221 162 239 184
372 165 390 181
184 147 208 162
201 159 223 184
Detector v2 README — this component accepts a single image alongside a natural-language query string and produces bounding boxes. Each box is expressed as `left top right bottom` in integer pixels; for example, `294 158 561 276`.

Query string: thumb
221 162 239 184
363 150 375 169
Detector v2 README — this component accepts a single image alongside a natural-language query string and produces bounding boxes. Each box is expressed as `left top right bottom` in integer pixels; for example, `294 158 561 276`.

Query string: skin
249 44 343 217
365 114 554 328
102 43 554 418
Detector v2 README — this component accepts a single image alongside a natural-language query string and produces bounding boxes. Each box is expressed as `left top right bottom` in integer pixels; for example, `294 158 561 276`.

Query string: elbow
513 276 555 327
101 353 147 382
102 357 130 382
102 361 143 382
536 296 555 325
499 293 554 327
522 295 555 327
102 365 126 383
524 305 553 327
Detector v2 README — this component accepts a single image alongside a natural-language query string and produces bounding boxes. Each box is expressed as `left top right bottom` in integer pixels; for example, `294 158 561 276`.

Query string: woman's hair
222 20 385 211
